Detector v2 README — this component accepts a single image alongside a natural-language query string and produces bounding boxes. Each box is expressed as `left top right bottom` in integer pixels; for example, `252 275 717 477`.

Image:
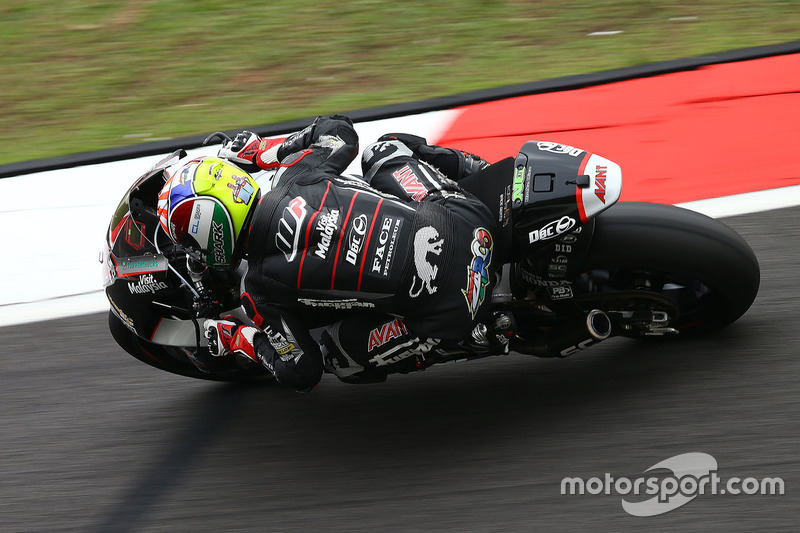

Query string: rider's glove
204 317 260 363
217 131 285 171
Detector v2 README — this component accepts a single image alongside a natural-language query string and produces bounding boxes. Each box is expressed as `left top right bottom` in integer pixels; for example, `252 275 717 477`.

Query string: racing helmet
157 157 261 268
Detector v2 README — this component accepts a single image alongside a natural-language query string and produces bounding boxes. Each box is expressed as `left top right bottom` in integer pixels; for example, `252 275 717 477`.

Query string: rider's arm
269 114 359 185
277 115 358 171
217 114 358 176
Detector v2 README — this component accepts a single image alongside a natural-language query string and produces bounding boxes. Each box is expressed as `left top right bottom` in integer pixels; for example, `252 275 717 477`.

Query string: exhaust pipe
511 309 613 357
586 309 612 341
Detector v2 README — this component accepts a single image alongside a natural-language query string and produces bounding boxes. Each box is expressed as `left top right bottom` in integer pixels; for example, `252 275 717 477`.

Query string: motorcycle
102 137 760 382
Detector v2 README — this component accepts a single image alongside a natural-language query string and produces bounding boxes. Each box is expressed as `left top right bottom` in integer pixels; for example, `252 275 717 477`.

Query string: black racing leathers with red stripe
240 115 498 390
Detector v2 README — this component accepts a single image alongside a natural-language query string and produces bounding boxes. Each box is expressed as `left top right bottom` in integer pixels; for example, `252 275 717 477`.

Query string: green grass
1 0 799 165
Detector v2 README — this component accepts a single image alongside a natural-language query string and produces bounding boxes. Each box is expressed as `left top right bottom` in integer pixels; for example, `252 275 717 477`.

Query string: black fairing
103 158 191 341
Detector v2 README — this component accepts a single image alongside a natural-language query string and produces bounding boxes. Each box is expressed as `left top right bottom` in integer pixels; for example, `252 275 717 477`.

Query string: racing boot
468 312 516 355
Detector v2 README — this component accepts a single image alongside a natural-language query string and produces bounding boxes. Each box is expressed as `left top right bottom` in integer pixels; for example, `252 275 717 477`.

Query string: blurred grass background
1 0 799 165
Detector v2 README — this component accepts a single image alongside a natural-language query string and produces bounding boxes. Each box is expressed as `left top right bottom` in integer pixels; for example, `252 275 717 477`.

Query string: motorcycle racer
158 114 505 390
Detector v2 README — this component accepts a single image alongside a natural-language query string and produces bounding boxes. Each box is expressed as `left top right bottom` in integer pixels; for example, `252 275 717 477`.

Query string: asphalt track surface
2 205 797 532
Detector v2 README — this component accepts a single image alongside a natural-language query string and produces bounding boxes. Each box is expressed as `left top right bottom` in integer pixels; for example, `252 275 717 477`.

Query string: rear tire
578 202 760 333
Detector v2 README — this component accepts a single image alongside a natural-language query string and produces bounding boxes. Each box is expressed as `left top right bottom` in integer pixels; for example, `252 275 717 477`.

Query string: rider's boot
469 312 516 355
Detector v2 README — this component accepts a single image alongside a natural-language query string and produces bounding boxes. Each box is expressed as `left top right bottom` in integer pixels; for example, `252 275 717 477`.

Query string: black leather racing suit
240 115 498 389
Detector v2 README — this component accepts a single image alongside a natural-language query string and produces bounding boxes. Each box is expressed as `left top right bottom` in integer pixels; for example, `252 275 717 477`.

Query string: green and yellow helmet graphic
158 157 261 268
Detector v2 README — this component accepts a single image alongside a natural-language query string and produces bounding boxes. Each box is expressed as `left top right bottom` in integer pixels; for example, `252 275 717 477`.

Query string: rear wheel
574 202 760 335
